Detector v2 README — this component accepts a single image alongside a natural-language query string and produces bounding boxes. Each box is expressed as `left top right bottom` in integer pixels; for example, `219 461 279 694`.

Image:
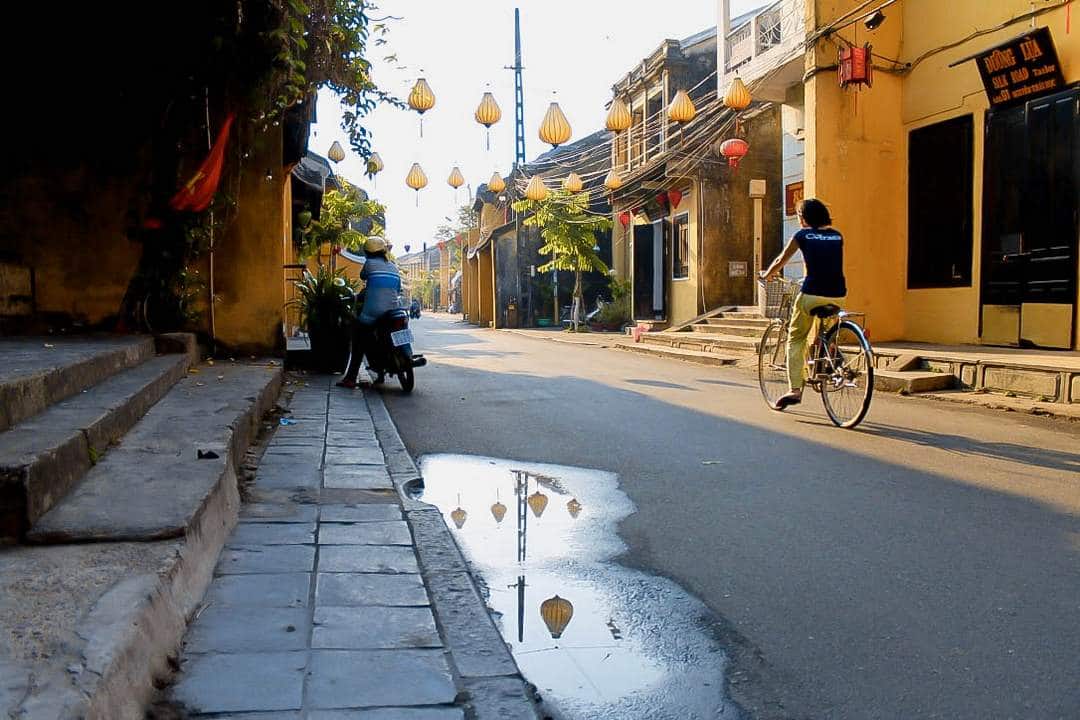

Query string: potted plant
290 265 357 372
589 277 631 332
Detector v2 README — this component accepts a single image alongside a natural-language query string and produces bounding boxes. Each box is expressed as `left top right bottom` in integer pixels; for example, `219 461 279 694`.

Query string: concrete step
692 322 766 338
0 354 191 539
705 316 770 327
714 311 767 320
616 342 739 366
1 362 282 720
0 336 156 432
642 332 759 353
875 369 957 394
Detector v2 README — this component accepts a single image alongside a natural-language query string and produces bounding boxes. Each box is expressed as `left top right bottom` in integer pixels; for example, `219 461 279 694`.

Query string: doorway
981 87 1079 349
633 221 669 320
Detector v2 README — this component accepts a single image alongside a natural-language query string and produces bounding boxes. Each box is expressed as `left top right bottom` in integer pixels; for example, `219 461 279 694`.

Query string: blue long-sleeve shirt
358 256 401 325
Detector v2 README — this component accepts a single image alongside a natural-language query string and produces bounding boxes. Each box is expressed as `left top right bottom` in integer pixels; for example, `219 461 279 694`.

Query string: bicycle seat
809 304 842 318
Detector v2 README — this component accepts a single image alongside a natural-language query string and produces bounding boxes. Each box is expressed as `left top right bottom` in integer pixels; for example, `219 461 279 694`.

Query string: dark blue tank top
795 228 846 298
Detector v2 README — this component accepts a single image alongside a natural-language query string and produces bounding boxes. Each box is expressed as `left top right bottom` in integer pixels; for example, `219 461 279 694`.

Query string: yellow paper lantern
327 141 345 163
603 169 623 192
406 163 428 190
524 176 549 202
605 96 632 133
567 498 582 519
490 501 507 524
668 89 697 123
408 77 436 114
723 76 752 111
448 166 465 189
540 595 574 639
488 172 506 194
527 489 548 517
539 101 572 148
562 173 583 193
366 152 384 176
475 92 502 127
450 506 467 529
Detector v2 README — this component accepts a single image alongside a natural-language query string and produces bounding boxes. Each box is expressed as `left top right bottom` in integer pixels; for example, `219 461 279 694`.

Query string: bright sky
309 0 761 251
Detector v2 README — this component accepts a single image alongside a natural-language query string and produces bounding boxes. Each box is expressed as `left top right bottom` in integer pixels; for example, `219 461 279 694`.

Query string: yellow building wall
667 183 700 325
808 0 1079 346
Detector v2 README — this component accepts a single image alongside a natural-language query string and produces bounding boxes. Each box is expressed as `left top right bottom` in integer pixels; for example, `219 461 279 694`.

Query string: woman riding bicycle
760 198 846 410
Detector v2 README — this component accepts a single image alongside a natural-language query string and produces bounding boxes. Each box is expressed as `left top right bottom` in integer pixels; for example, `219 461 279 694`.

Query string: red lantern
720 138 750 169
668 189 682 209
838 44 873 89
618 211 632 227
655 191 668 207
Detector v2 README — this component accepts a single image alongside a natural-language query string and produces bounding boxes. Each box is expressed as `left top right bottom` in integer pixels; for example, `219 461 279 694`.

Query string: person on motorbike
337 236 401 389
760 198 847 410
409 297 421 318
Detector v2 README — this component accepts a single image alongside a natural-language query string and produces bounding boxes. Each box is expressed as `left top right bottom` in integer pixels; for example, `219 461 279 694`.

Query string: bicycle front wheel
821 320 874 428
757 321 789 409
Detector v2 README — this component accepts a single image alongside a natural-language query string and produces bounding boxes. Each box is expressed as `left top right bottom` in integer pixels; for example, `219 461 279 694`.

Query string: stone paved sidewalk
169 378 471 718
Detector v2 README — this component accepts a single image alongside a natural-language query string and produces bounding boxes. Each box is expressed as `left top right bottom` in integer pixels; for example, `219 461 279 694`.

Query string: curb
499 327 617 349
365 389 542 719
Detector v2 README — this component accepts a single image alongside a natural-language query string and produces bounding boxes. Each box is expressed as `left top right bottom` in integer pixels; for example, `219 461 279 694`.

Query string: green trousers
787 292 844 391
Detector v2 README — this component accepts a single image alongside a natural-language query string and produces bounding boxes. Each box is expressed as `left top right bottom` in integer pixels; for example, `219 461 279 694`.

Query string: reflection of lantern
366 152 384 177
448 166 465 189
838 44 873 89
540 595 574 639
539 101 572 148
406 163 428 206
603 169 623 192
491 501 507 523
327 141 345 163
667 89 697 123
488 172 506 194
525 176 549 202
408 77 436 137
527 490 548 517
719 138 750 169
562 172 583 193
475 90 502 150
605 96 632 133
723 76 752 111
450 506 467 529
567 498 582 519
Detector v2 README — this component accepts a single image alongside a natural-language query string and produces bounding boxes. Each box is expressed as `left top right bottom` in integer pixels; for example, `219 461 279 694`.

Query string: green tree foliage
512 190 612 330
298 179 386 259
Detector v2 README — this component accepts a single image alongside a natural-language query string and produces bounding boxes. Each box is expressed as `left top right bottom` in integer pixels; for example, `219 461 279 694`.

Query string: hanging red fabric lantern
655 191 669 208
838 44 873 89
618 211 632 228
668 189 683 209
720 138 750 169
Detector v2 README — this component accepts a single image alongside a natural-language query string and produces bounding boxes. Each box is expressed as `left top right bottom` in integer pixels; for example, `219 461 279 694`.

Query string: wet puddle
415 455 740 720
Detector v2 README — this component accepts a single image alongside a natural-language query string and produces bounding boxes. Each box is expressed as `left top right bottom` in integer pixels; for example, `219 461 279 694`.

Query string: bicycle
756 277 875 428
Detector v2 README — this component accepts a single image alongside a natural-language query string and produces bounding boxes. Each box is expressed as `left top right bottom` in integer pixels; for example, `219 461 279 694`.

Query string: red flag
169 113 236 213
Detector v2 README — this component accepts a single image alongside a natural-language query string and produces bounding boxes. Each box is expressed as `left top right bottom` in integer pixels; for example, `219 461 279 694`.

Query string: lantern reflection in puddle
540 594 574 640
566 498 582 519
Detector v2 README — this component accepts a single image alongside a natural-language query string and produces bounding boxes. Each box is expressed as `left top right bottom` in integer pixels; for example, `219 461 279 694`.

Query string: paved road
383 314 1080 720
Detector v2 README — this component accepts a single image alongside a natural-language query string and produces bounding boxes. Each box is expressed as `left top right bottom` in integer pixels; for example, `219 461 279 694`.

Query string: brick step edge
54 368 282 720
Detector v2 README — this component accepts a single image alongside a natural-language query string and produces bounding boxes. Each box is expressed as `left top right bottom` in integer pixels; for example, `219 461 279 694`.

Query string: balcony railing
724 0 803 75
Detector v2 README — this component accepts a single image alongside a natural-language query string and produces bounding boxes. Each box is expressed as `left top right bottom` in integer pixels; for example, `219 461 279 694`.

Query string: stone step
0 336 156 432
616 343 738 366
2 362 282 720
874 369 957 394
705 316 770 327
642 332 759 353
0 354 191 539
692 322 766 337
715 311 767 320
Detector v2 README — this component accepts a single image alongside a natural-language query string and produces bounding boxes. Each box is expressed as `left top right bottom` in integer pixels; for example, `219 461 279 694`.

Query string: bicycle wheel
820 320 874 428
757 321 789 408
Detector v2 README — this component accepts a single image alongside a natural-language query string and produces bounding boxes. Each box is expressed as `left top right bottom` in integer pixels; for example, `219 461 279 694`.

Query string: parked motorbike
365 308 426 393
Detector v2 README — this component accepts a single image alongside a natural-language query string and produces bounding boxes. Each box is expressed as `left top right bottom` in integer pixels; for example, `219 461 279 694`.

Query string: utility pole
507 8 526 169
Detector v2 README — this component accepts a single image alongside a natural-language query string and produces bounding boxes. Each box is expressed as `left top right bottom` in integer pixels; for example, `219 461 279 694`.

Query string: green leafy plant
289 265 357 333
512 190 612 331
596 276 631 328
299 179 386 260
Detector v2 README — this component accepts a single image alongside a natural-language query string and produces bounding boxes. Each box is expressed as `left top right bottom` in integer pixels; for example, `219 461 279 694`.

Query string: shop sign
785 181 804 216
974 27 1065 108
729 261 748 278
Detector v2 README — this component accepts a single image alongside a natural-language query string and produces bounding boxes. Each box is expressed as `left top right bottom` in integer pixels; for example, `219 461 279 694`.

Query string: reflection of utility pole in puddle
511 469 529 643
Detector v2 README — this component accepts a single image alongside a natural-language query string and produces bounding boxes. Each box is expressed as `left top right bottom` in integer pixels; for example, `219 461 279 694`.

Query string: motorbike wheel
398 367 414 393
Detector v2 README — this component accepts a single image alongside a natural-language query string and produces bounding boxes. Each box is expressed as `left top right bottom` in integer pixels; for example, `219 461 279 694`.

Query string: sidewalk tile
205 573 311 608
310 710 463 720
255 463 322 489
320 504 401 523
318 545 418 574
173 651 306 713
306 650 456 709
326 431 377 447
319 521 411 546
229 522 316 546
241 502 319 524
324 447 385 466
185 606 309 653
217 544 316 574
315 573 428 606
263 445 324 463
312 606 440 649
323 464 393 490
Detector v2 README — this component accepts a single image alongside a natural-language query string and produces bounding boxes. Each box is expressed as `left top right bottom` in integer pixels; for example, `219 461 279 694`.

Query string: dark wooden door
633 224 654 320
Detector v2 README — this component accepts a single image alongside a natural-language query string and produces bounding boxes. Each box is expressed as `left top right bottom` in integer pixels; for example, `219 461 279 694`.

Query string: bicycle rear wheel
757 321 789 408
821 320 874 428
